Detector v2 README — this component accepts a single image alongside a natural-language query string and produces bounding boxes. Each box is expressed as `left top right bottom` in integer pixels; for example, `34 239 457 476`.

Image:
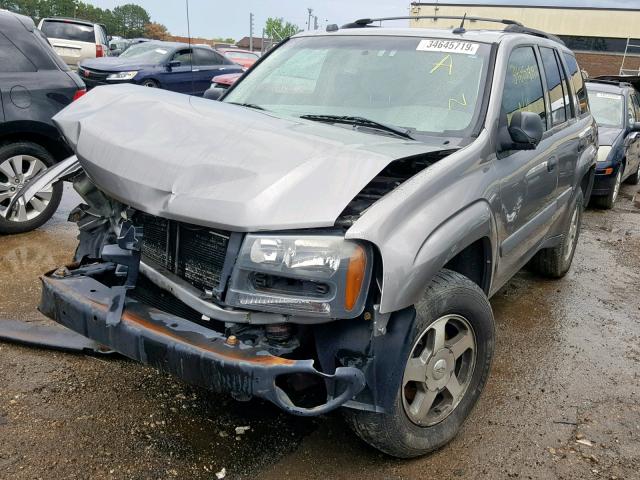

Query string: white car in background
38 17 110 70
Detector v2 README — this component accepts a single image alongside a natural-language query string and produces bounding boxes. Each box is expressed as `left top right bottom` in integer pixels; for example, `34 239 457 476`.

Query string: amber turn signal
345 244 366 311
604 167 614 175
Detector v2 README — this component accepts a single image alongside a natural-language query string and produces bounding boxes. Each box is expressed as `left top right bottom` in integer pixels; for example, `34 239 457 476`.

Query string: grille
136 213 230 295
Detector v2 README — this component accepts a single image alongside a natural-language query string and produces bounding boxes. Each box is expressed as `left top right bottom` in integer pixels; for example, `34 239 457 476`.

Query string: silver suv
22 16 597 457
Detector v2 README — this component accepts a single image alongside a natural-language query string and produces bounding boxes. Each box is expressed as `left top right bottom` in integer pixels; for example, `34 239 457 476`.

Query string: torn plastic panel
39 266 368 416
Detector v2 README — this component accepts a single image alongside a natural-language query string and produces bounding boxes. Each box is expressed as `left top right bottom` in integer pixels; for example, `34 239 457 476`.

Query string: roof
0 8 35 30
410 1 640 12
40 17 97 26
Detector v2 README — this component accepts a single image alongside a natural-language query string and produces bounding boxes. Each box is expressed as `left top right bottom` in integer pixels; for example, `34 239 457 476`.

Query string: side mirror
203 87 225 101
167 60 181 70
109 44 117 51
505 111 544 151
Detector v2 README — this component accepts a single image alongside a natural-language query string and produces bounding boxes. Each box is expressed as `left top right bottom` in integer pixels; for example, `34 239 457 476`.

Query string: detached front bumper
39 268 366 416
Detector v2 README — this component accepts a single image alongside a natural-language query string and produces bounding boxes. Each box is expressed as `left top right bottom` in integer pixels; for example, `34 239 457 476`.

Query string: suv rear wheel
344 270 495 458
0 142 63 234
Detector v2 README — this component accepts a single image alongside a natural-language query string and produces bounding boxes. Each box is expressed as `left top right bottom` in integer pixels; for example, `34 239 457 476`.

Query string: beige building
409 2 640 77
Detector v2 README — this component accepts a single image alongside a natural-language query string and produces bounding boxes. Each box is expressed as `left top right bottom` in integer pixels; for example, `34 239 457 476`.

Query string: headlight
597 146 612 163
106 71 138 81
226 234 372 318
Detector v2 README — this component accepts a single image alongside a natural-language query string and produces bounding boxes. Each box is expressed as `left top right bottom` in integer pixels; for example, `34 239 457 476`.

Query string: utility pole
313 15 318 30
249 12 254 51
307 8 313 30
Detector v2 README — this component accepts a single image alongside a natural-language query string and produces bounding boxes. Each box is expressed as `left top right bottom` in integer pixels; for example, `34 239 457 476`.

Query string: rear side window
502 46 547 129
563 52 589 114
540 47 571 127
195 49 224 66
41 20 95 43
0 32 36 72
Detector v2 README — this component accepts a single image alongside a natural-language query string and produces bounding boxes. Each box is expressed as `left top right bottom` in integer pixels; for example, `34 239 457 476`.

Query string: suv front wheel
0 142 63 234
344 270 495 458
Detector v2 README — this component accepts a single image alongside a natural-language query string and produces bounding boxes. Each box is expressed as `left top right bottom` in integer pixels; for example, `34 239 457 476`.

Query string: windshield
119 43 170 63
588 90 623 127
224 35 491 137
41 20 95 43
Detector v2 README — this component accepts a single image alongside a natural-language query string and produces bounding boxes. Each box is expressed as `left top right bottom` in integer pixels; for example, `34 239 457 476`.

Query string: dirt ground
1 184 639 480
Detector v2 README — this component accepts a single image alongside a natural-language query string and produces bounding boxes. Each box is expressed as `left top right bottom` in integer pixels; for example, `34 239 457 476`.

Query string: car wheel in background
590 168 622 209
344 270 494 458
141 79 159 88
0 142 63 234
528 191 583 278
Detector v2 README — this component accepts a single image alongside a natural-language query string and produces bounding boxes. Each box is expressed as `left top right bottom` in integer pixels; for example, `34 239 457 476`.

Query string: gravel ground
0 183 639 480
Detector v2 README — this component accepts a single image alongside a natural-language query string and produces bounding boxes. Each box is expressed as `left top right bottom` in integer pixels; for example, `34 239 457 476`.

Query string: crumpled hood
54 84 452 231
598 126 623 147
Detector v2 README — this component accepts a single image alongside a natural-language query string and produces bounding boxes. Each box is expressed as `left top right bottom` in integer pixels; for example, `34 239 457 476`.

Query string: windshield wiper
227 102 265 111
299 114 415 140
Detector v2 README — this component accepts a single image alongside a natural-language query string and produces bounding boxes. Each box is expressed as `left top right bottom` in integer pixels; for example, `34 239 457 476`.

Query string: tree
144 22 169 40
112 3 150 38
265 17 299 41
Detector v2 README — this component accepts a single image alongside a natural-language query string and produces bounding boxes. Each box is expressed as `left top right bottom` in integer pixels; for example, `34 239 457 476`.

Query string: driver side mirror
203 87 225 101
503 111 544 151
167 60 181 70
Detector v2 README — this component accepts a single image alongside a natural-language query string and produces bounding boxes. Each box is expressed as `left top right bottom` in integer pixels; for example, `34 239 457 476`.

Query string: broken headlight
226 234 372 318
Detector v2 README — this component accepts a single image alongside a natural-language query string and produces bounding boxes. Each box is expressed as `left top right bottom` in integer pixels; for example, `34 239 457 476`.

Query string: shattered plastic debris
576 438 594 447
235 426 250 435
215 467 226 479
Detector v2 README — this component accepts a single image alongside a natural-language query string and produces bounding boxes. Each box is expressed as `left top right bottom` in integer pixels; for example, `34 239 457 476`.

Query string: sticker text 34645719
416 39 480 55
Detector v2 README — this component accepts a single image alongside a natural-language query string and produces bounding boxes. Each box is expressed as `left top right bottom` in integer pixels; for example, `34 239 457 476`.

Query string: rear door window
563 52 589 114
540 47 571 127
0 32 36 72
41 20 95 43
502 46 547 129
195 49 224 66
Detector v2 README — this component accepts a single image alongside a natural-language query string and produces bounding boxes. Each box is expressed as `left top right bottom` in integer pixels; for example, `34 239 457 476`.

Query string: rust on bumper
39 271 366 416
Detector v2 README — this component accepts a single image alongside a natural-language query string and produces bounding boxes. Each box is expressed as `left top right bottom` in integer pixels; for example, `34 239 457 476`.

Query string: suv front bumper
39 268 366 416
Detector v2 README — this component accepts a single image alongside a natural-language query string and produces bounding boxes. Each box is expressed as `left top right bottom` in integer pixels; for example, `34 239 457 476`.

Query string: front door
164 49 194 94
494 45 559 279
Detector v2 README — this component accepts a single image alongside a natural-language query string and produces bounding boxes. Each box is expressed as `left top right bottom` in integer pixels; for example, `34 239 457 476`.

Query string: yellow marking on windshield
430 54 453 75
449 93 468 110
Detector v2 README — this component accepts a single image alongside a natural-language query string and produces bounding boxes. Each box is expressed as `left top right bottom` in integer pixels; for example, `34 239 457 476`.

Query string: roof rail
341 15 522 29
341 15 564 45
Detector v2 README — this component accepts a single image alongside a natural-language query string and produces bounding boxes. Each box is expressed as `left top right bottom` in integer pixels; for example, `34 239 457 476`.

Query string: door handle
547 157 558 172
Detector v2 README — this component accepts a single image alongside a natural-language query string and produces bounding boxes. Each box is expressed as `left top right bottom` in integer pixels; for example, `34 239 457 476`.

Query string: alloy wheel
563 203 580 262
402 314 477 427
0 155 52 222
612 169 622 204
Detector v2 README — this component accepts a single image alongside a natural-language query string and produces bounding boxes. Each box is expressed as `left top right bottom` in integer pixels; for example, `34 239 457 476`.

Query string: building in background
410 2 640 77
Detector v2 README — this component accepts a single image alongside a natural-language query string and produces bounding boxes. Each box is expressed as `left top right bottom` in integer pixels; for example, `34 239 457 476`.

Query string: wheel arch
0 121 72 162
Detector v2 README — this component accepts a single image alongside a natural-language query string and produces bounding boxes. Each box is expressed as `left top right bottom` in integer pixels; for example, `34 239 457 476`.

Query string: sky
90 0 640 40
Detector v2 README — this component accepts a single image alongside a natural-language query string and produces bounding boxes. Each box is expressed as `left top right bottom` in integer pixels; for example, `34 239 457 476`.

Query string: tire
625 162 640 185
0 142 63 234
141 79 158 88
528 191 583 278
590 168 621 209
344 269 495 458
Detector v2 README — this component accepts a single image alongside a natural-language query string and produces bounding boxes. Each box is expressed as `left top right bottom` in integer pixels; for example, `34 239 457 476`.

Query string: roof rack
340 15 564 45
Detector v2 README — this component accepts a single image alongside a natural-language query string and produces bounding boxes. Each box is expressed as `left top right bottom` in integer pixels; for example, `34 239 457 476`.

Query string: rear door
625 92 640 177
495 45 559 273
193 49 239 96
39 19 96 69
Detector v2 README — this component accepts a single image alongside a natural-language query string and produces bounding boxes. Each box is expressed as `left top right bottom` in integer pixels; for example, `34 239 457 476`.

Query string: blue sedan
78 41 244 96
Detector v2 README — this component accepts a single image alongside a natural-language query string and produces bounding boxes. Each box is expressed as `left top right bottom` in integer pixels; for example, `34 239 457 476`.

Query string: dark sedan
78 41 243 96
585 79 640 208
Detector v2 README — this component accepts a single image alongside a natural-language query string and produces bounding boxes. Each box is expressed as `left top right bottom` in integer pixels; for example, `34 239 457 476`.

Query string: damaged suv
23 17 597 457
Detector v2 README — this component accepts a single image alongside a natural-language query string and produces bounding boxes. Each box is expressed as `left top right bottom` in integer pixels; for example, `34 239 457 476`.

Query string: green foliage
1 0 153 37
265 17 299 41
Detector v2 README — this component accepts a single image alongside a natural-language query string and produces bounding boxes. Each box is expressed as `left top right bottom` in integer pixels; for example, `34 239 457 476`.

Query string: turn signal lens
72 89 86 101
604 167 614 175
345 244 366 311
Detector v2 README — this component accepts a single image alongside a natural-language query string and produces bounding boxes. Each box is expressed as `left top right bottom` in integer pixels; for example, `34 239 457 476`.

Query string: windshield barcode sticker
416 39 479 55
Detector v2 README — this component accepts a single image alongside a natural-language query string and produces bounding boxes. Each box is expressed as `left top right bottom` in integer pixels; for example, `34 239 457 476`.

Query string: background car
0 10 86 234
78 41 244 96
212 72 242 89
585 78 640 208
38 17 110 70
216 47 259 68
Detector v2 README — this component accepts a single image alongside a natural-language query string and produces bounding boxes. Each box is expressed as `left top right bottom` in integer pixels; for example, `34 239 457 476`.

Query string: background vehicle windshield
224 35 491 136
41 20 94 43
119 43 170 63
588 90 623 127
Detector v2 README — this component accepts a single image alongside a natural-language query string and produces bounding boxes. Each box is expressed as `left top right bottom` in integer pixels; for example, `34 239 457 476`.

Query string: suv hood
54 84 454 231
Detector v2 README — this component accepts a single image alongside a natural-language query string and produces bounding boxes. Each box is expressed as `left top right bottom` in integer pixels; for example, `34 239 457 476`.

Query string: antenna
452 12 467 34
185 0 195 96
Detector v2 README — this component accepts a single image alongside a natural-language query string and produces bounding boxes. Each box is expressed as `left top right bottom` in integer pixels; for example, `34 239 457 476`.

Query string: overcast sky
90 0 640 40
